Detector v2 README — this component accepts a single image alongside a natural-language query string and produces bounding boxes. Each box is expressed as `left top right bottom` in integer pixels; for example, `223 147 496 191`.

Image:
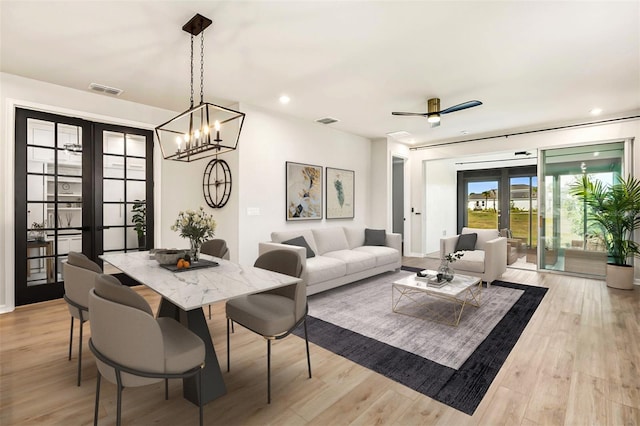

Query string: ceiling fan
392 98 483 127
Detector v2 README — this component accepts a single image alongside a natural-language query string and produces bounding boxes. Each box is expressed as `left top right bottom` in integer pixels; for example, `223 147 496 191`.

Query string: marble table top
101 251 302 311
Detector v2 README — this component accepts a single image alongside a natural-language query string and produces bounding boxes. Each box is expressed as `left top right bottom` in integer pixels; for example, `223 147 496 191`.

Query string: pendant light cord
190 34 194 108
200 32 205 104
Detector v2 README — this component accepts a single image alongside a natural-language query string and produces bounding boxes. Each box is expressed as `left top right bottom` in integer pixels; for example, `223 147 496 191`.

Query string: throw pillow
455 233 477 251
282 236 316 258
364 228 386 246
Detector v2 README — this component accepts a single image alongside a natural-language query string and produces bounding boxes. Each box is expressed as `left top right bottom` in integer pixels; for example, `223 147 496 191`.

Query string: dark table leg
158 298 227 405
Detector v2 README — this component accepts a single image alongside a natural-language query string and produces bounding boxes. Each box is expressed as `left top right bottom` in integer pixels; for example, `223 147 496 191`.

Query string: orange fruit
177 259 185 269
183 261 190 268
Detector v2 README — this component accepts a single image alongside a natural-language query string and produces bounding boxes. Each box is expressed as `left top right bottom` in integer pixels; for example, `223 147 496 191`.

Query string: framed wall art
286 161 323 220
326 167 354 219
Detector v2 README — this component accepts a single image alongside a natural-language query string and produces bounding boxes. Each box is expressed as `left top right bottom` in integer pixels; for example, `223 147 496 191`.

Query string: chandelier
155 14 245 162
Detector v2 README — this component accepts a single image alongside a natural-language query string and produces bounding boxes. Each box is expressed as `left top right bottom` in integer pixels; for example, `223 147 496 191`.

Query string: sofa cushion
312 228 349 255
462 227 499 250
354 246 399 266
455 233 477 251
364 228 386 246
282 236 315 258
305 256 347 284
272 230 318 255
323 250 376 275
454 250 485 273
343 226 366 249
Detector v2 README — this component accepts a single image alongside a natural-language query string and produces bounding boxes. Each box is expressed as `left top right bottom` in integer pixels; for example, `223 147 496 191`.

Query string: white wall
0 72 200 313
0 73 378 312
235 103 373 266
409 118 640 257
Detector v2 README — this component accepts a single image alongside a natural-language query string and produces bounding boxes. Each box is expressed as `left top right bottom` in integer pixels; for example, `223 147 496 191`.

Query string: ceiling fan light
427 114 440 124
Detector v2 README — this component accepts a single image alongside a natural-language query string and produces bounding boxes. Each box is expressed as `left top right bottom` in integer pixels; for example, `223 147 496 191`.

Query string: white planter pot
605 264 634 290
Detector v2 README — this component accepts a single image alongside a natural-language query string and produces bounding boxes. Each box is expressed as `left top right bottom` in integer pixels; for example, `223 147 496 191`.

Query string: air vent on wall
88 82 123 96
315 117 339 125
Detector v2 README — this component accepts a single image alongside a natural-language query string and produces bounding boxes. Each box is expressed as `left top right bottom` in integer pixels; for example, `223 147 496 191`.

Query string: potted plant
132 200 146 250
569 174 640 290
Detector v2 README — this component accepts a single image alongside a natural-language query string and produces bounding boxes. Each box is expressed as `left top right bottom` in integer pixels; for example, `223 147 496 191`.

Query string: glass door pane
16 109 154 305
466 180 499 229
539 142 624 275
509 176 537 263
16 108 89 305
97 126 153 259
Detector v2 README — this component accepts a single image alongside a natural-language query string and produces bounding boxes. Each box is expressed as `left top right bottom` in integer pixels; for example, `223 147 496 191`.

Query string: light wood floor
1 258 639 425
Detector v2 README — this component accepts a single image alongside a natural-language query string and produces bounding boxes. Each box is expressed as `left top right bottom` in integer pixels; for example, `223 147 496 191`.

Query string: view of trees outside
467 177 538 247
467 181 499 229
556 172 614 249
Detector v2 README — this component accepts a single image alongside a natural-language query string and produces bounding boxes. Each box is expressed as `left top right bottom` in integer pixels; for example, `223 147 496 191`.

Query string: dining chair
63 251 102 386
201 239 230 319
225 249 311 403
88 274 205 426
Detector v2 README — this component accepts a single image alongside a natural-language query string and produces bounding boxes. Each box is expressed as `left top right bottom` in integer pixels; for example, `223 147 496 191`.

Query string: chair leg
197 368 203 426
231 320 235 333
77 320 83 386
304 319 312 379
226 317 231 372
165 378 169 400
267 339 271 404
68 316 74 361
94 372 101 426
115 371 123 426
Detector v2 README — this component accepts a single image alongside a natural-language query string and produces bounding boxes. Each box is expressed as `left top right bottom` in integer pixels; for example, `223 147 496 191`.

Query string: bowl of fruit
154 249 187 265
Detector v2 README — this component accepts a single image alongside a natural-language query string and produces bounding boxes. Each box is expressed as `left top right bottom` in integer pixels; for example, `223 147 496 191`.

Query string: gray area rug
308 270 524 369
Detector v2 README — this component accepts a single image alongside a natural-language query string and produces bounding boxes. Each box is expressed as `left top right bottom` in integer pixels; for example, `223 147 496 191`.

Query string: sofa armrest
385 232 402 253
440 236 459 259
258 242 307 271
483 236 507 283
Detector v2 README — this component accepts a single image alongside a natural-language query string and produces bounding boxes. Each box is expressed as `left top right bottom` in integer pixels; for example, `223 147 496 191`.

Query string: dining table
100 250 302 406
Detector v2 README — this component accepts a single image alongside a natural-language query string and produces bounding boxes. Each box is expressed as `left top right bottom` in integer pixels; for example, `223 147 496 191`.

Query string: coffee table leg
158 298 227 406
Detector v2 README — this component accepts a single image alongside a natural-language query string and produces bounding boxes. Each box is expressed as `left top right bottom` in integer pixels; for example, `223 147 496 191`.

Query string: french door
15 108 154 305
458 166 538 255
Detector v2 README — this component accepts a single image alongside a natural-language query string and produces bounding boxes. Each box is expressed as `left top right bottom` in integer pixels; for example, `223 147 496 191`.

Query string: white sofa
259 226 402 295
440 227 507 286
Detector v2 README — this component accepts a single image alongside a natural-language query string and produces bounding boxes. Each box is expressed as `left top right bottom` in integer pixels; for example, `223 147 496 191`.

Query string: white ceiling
1 1 639 147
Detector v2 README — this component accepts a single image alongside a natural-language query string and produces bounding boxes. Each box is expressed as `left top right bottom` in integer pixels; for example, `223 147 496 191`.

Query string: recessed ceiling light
590 107 603 115
461 130 469 135
279 95 290 104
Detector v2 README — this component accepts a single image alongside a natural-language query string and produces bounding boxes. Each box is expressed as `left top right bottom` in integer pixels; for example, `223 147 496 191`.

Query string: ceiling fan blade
391 111 429 116
440 100 483 115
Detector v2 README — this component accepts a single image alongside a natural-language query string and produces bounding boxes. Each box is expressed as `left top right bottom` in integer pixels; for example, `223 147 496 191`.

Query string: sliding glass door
539 141 626 275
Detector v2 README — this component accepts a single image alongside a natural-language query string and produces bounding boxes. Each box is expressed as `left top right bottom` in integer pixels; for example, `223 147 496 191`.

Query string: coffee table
392 271 482 326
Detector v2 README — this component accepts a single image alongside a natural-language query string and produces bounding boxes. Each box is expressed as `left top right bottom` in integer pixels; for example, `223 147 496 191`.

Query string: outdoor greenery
468 209 538 246
569 174 640 266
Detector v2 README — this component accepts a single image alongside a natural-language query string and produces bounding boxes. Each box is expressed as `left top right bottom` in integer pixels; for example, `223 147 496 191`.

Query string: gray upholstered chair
63 251 102 386
225 249 311 403
201 239 230 319
201 239 230 260
88 274 205 426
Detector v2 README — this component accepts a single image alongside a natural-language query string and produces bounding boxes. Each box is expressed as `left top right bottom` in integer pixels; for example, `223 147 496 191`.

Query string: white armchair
440 227 507 286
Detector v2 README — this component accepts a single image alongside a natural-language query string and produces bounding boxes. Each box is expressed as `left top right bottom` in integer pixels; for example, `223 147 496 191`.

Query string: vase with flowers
438 251 464 282
170 207 216 262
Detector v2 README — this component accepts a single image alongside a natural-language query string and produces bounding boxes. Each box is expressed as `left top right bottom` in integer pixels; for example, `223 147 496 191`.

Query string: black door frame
14 108 154 306
457 165 537 233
